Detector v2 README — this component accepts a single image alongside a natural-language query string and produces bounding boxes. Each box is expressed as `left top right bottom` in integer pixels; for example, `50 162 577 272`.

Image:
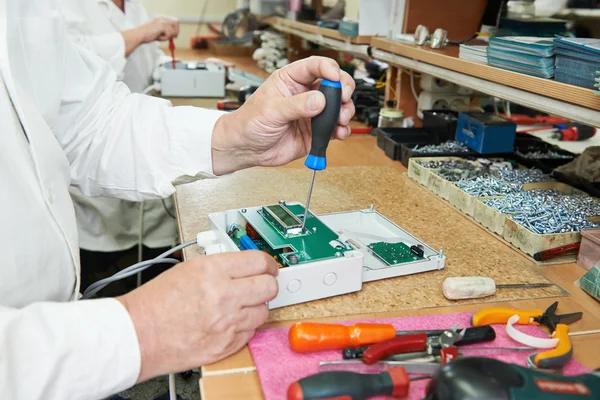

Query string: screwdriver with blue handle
301 79 342 229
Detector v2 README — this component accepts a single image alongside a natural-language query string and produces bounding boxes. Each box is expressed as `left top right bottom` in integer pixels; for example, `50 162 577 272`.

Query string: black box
513 137 575 173
422 110 459 142
374 128 436 161
553 171 600 198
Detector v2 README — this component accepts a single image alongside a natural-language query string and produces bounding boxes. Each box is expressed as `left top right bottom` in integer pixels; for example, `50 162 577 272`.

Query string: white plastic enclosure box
160 61 225 98
205 204 445 309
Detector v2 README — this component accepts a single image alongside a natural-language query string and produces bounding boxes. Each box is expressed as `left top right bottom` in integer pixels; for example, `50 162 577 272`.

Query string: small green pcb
368 242 422 265
239 203 348 266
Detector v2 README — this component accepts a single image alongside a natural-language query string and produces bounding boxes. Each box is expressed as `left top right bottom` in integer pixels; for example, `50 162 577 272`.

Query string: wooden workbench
173 138 600 399
164 47 600 400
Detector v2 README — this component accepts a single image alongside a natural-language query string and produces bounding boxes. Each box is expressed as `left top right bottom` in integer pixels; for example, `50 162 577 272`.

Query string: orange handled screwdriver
290 323 397 353
169 38 176 69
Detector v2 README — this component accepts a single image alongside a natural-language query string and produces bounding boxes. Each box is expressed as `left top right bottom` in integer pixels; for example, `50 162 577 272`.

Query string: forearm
121 27 144 57
56 44 225 201
211 113 258 176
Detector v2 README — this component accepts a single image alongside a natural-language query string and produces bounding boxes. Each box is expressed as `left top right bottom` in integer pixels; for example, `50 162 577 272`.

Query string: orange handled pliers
471 302 582 369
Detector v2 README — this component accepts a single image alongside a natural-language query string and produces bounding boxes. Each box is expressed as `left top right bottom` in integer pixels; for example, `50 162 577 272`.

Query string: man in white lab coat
57 0 182 292
0 1 355 399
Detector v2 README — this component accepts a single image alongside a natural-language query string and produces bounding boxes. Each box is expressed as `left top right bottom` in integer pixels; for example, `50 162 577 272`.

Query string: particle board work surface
370 37 600 112
176 165 565 324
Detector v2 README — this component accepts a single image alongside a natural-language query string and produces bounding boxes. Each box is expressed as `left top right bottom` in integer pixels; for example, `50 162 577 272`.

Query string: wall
142 0 239 47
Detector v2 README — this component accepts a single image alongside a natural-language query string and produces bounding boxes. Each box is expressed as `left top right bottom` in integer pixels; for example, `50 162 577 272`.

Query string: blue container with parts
455 112 517 154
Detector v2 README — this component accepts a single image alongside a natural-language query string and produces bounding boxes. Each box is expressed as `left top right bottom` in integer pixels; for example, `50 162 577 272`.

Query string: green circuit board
239 203 349 266
368 242 423 265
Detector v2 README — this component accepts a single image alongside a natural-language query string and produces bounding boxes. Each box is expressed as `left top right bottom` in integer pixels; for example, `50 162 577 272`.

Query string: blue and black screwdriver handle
301 79 342 229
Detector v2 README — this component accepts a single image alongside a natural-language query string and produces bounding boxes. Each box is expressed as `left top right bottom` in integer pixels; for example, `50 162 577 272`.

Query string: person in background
57 0 181 293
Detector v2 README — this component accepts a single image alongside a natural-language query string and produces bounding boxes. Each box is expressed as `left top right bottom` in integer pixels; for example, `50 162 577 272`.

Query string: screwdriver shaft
301 170 316 230
496 283 554 289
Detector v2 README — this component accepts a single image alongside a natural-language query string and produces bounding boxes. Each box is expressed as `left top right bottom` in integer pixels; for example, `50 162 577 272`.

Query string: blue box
455 113 516 154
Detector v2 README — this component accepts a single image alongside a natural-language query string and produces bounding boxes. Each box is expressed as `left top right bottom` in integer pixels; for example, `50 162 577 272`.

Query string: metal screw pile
483 190 600 234
515 150 573 160
418 159 550 184
434 162 483 182
417 159 475 169
456 176 523 197
492 168 552 184
412 141 471 154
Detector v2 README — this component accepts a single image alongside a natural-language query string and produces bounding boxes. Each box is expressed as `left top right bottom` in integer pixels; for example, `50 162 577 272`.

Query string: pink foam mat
248 312 591 400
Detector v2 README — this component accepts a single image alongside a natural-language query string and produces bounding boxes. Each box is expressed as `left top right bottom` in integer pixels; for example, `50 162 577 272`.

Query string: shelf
371 37 600 127
265 16 371 59
265 17 372 44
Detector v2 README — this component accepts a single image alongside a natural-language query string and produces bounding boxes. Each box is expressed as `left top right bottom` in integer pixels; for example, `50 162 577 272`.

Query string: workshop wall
142 0 238 47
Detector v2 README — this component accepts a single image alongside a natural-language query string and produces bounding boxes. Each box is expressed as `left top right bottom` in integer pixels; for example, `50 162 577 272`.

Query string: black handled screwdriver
301 79 342 230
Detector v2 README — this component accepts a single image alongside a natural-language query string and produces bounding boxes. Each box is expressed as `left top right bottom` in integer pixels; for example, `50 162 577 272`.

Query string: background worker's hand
138 16 180 43
117 251 279 382
211 56 356 175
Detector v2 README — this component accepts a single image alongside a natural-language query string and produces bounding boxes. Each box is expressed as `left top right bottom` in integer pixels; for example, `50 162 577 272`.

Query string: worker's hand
117 251 279 382
138 16 180 43
211 56 356 175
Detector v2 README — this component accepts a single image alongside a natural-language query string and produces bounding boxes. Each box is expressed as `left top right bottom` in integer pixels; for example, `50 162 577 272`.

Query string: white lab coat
58 0 177 252
0 1 223 398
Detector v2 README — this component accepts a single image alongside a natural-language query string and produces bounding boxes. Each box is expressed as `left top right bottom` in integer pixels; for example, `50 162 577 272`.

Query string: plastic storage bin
374 128 436 161
456 113 517 154
422 110 459 142
578 229 600 271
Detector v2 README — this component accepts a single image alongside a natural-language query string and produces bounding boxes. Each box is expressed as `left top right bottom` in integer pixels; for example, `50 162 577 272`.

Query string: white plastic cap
196 230 218 248
205 243 226 256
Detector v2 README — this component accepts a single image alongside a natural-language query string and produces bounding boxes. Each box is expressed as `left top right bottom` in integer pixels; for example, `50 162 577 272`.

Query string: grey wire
83 258 180 299
82 239 197 299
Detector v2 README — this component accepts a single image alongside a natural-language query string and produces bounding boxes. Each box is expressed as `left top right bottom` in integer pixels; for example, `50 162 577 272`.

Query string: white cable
83 258 180 299
82 239 197 299
410 70 419 101
169 373 177 400
505 100 511 118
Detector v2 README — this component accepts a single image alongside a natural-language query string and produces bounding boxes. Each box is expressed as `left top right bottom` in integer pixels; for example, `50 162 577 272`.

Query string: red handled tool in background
504 114 570 125
533 242 580 262
553 123 597 142
169 38 176 69
361 327 463 365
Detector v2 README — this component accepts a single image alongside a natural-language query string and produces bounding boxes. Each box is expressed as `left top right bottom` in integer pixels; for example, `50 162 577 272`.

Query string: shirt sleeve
0 299 141 400
53 34 225 202
57 1 127 76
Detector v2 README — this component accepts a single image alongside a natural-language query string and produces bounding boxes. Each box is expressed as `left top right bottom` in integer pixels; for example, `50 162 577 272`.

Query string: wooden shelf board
265 16 373 45
371 37 600 112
